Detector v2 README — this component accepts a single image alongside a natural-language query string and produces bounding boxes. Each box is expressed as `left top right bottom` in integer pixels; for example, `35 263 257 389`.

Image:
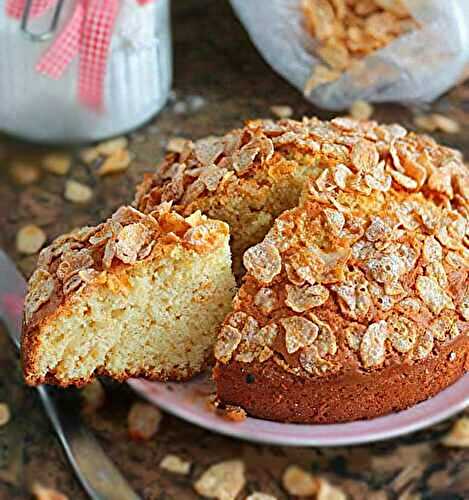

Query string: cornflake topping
360 320 388 368
215 325 242 363
281 316 319 354
285 284 330 312
416 276 454 315
243 242 282 284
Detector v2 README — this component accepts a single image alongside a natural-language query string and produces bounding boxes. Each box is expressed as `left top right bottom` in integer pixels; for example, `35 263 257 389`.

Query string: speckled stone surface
0 1 468 499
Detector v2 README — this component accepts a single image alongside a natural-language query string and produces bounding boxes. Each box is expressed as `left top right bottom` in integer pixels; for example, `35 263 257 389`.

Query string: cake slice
22 204 236 386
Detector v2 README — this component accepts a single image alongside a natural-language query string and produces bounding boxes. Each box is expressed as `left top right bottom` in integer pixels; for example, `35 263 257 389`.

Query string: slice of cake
22 205 236 387
213 122 469 423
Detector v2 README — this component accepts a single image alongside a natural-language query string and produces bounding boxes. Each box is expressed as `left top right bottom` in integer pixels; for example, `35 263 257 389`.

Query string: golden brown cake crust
212 117 468 423
22 204 229 386
214 334 468 424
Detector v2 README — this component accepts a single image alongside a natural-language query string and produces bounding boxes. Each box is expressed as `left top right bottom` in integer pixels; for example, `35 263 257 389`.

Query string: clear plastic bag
230 0 469 110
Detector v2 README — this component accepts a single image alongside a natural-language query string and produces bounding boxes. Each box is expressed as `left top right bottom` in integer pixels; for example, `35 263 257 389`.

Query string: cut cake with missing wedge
22 204 235 387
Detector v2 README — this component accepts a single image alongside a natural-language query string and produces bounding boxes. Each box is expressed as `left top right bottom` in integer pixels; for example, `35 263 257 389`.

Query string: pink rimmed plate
129 373 468 447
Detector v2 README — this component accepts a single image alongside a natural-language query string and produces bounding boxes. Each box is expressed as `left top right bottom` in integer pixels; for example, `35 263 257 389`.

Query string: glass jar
0 0 172 143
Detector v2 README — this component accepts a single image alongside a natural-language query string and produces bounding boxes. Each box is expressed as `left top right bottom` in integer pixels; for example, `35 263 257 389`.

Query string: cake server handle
0 249 141 500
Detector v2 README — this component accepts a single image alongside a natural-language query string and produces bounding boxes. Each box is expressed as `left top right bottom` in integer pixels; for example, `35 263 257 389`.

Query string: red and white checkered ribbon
6 0 151 112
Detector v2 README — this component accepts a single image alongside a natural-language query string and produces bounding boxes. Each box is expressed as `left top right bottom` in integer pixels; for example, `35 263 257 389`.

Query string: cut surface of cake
135 118 358 275
22 205 236 387
214 119 469 423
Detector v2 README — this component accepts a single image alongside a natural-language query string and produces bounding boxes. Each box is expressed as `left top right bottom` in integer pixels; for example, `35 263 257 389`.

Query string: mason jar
0 0 172 143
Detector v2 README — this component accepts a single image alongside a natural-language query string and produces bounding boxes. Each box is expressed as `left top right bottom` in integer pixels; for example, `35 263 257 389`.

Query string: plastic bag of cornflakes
230 0 469 109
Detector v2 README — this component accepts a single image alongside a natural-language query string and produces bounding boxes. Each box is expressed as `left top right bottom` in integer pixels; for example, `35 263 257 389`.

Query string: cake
22 204 236 387
22 116 468 424
213 118 469 423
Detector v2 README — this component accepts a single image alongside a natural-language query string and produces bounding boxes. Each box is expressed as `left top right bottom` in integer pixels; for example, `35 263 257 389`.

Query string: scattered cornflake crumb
95 136 128 156
317 478 347 500
79 147 100 165
441 417 469 447
166 137 190 154
349 100 374 120
41 152 72 175
413 115 437 132
81 379 105 414
160 454 191 475
431 113 460 134
206 396 247 422
64 180 93 204
414 113 460 134
194 460 245 500
16 225 46 255
10 161 40 185
31 482 68 500
270 105 293 119
127 402 162 441
97 149 131 176
246 493 277 500
282 465 318 497
0 403 10 426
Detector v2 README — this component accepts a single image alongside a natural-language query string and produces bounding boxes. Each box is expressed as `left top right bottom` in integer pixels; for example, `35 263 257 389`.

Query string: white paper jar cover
0 0 172 143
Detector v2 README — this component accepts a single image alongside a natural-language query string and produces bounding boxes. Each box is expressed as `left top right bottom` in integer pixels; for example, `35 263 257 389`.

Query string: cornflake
42 152 72 175
0 403 10 426
313 316 338 357
431 114 460 134
10 161 40 185
300 344 335 375
166 137 190 154
413 330 434 360
282 465 318 497
323 208 345 236
194 460 245 500
81 379 105 414
441 417 469 448
422 236 443 264
215 325 242 363
64 180 93 204
115 223 148 264
349 100 374 120
388 315 416 353
194 137 224 167
317 478 347 500
97 149 131 176
16 224 47 255
31 483 68 500
351 139 379 173
360 320 388 368
281 316 319 353
24 269 55 322
285 284 329 312
270 105 293 119
160 454 191 475
254 287 277 314
345 324 364 351
246 493 277 500
96 136 128 156
127 402 162 441
244 242 282 284
415 276 453 315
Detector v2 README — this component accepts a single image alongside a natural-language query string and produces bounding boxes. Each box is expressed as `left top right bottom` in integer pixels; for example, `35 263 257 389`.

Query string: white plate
129 373 469 447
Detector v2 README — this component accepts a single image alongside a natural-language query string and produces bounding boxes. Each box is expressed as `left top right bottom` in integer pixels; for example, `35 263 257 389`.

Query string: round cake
210 117 468 423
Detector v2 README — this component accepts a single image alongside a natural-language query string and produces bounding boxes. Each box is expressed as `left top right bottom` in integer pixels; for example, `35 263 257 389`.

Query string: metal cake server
0 249 140 500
